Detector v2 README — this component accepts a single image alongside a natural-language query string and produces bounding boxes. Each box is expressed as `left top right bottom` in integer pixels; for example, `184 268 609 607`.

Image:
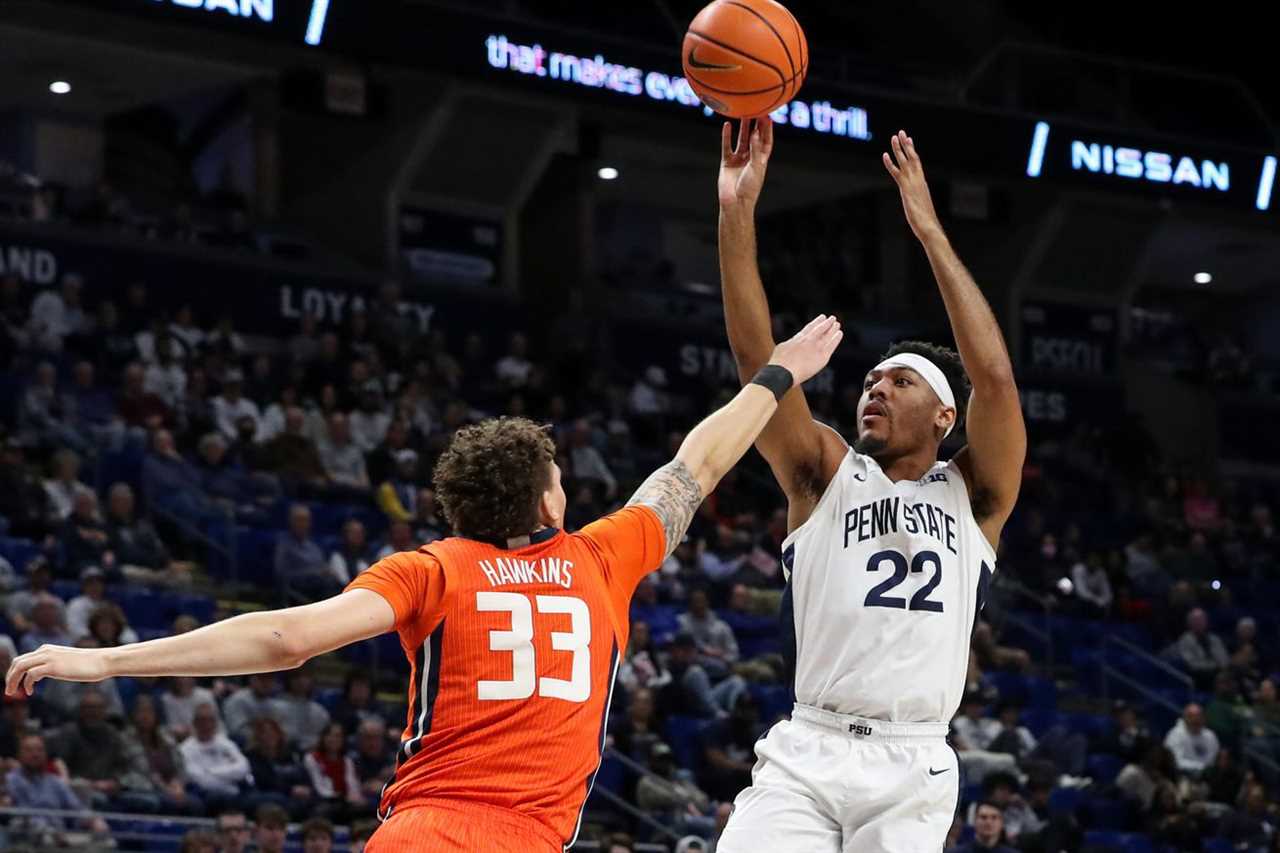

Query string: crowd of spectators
1 261 1280 852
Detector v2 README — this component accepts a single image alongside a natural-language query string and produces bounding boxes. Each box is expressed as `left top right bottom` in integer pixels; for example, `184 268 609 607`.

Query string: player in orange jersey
6 315 842 852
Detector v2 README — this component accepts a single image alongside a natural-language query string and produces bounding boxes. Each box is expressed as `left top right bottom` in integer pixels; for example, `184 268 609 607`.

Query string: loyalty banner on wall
0 227 517 340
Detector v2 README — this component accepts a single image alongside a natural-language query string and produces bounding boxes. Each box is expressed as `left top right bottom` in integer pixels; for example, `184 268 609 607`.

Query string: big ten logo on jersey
842 496 958 556
478 555 574 590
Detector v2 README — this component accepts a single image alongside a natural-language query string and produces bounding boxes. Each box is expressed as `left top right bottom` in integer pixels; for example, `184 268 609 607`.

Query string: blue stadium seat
316 687 343 712
0 536 40 571
1086 796 1133 830
1048 786 1082 816
1019 707 1059 737
1087 753 1123 786
1084 830 1126 851
664 716 706 769
1201 839 1233 853
594 754 627 795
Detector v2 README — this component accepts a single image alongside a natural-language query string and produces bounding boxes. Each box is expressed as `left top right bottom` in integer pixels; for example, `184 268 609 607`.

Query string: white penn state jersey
781 449 996 723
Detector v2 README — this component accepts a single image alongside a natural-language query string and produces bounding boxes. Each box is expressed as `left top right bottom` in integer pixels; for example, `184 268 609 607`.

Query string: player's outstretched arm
5 590 395 696
629 314 844 555
883 130 1026 541
718 119 848 524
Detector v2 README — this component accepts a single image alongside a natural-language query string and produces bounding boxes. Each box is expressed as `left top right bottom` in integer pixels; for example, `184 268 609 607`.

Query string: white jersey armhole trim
780 447 855 556
940 456 999 565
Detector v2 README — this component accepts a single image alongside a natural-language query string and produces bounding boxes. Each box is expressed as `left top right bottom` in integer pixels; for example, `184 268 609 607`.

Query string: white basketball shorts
716 705 960 853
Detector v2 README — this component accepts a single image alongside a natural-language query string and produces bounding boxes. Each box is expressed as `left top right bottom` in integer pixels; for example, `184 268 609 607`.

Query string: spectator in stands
215 809 252 853
700 693 764 802
20 361 79 452
331 670 389 734
0 682 35 763
179 829 219 853
206 314 246 360
1164 702 1219 776
275 503 338 600
162 677 221 741
350 717 393 803
213 369 261 441
5 732 110 843
376 519 415 559
1205 670 1249 749
1095 700 1151 764
636 741 714 837
329 519 373 585
1249 678 1280 786
62 360 121 451
366 417 412 486
69 570 136 640
244 716 311 814
179 702 252 810
413 487 445 544
19 593 71 654
303 722 363 820
43 448 93 522
104 482 184 587
610 686 661 762
271 667 330 752
1125 533 1168 598
82 602 131 651
1231 616 1262 684
118 361 171 431
566 419 617 501
971 621 1031 675
987 700 1037 764
618 621 673 696
495 332 533 389
1174 608 1230 689
259 406 329 492
1069 550 1112 616
288 313 322 365
947 800 1018 853
1202 745 1247 805
661 632 744 719
317 412 370 492
58 490 112 577
197 430 277 514
1223 781 1272 851
223 673 279 745
6 558 60 635
677 588 739 678
26 272 86 353
0 438 54 537
629 365 669 417
302 816 336 853
253 803 289 853
605 832 635 853
88 300 138 378
142 429 220 524
375 449 420 523
124 695 197 815
144 334 188 409
49 688 157 812
350 383 391 454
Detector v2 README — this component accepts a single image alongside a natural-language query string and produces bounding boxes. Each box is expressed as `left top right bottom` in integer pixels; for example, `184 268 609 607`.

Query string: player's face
854 367 951 457
540 462 567 529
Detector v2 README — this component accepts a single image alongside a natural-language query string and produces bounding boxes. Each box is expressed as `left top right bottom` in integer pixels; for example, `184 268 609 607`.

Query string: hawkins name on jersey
781 451 996 723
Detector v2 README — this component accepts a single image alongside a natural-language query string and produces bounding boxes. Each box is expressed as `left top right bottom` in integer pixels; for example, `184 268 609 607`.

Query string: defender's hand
768 315 843 386
6 644 110 696
719 118 774 209
883 130 943 242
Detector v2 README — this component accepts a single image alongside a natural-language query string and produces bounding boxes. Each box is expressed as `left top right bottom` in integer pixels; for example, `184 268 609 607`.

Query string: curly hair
432 417 556 542
880 340 972 429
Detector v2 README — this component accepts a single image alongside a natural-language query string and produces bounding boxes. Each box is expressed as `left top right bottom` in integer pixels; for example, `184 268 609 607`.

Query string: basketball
682 0 808 119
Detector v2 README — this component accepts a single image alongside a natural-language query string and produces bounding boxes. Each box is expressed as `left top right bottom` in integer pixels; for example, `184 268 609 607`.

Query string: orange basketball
682 0 808 119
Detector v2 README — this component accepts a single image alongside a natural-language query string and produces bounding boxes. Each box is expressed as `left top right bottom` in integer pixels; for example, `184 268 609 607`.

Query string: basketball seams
722 0 797 82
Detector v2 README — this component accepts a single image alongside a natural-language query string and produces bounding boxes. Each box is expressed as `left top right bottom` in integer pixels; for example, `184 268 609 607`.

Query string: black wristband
750 364 794 402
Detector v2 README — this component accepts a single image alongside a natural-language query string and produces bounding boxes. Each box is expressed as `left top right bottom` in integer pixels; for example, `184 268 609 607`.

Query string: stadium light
49 81 71 95
597 167 619 181
1194 272 1213 285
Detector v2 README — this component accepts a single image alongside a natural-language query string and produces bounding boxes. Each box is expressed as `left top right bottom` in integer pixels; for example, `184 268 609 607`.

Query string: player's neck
871 447 937 483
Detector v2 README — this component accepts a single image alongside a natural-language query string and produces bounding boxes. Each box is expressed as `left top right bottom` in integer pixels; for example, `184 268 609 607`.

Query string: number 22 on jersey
476 591 593 703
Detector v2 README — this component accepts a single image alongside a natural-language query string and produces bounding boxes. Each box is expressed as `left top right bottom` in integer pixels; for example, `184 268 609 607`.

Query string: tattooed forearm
627 460 705 558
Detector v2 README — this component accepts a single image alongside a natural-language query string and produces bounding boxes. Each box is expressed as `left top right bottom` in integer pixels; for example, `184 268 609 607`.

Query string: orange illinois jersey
345 505 667 848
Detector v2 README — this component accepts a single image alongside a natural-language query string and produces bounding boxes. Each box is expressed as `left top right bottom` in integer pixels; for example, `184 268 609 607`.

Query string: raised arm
719 119 848 527
6 589 395 696
628 315 843 556
883 130 1026 543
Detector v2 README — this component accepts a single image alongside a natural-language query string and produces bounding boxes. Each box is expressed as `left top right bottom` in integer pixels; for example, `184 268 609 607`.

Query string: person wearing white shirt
495 333 533 388
567 420 617 500
1071 553 1113 614
162 677 221 740
27 274 86 352
951 691 1020 784
143 337 188 409
43 449 94 521
169 306 205 356
180 703 252 801
66 566 140 643
212 371 261 441
629 366 670 415
349 386 391 454
1164 703 1220 776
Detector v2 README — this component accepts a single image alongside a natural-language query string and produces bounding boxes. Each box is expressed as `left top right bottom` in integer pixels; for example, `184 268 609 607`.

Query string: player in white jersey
713 120 1027 852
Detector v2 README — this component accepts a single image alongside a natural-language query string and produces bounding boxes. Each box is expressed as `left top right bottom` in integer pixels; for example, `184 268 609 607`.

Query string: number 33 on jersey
346 506 668 844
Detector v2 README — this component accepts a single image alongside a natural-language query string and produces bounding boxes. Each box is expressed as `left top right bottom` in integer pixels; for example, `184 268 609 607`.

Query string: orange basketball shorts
365 801 562 853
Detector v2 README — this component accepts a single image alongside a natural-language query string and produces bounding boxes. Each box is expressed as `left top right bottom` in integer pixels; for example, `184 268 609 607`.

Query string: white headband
871 353 957 438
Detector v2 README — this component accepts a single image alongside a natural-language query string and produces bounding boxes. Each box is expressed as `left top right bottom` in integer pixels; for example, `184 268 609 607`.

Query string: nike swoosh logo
928 767 949 776
687 47 740 71
853 473 867 481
